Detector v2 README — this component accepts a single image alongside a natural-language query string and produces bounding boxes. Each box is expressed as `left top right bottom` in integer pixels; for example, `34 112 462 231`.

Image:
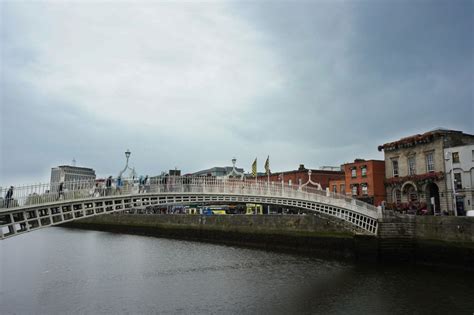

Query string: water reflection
1 228 473 314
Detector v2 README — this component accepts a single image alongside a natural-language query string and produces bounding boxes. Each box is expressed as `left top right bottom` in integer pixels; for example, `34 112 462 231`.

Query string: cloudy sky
1 0 473 186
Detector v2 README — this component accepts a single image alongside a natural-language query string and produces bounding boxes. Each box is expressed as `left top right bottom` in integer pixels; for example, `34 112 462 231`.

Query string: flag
251 158 257 177
264 156 270 175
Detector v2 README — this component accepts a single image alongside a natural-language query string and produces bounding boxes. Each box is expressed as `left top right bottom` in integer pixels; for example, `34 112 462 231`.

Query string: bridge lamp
444 151 457 216
124 149 131 170
118 149 132 179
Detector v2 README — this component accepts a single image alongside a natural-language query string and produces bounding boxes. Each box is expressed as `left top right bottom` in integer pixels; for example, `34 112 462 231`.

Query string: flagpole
255 158 257 186
267 169 269 189
267 156 270 215
266 156 270 185
267 163 270 184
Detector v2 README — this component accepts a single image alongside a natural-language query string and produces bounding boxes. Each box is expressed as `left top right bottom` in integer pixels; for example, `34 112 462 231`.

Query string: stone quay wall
64 214 368 261
378 216 474 267
64 214 474 269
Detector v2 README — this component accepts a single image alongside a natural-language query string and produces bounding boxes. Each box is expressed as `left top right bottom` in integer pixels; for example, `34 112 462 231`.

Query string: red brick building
257 164 344 190
342 159 386 206
328 179 346 194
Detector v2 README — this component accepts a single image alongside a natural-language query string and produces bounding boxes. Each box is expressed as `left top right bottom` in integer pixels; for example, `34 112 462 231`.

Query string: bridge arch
1 178 380 239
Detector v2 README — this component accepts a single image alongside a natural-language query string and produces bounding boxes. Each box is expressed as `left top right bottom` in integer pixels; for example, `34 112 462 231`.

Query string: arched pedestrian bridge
0 177 381 239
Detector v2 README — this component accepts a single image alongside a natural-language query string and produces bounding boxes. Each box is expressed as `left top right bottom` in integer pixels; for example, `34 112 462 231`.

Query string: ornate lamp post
232 157 237 171
225 157 244 180
445 151 458 216
118 149 133 179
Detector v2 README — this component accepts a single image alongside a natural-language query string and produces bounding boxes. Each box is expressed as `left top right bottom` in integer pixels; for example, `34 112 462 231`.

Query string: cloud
1 0 472 186
231 1 473 144
4 2 282 128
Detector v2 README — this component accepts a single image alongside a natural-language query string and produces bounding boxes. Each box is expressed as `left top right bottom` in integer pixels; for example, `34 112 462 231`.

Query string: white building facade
50 165 96 188
379 129 474 215
444 144 474 215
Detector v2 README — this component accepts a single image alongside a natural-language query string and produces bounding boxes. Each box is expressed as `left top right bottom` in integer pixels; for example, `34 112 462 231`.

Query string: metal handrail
0 177 379 216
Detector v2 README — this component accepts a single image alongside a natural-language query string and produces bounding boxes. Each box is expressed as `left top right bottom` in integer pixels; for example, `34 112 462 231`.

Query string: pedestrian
106 176 112 196
116 176 122 194
57 182 64 200
138 175 144 193
163 174 169 192
144 175 150 193
5 186 14 208
94 182 101 197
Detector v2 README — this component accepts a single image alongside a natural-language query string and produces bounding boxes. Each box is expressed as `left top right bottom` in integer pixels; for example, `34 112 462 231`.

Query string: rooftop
378 128 472 152
54 165 95 171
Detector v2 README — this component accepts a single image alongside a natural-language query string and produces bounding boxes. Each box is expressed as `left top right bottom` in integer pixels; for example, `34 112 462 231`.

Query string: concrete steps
377 219 416 261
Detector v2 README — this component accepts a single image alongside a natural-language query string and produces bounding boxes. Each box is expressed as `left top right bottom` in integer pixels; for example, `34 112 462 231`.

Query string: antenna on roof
72 158 76 166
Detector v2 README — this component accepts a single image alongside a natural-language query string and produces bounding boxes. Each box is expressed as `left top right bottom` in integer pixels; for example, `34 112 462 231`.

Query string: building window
352 185 358 196
341 184 345 194
361 166 367 177
454 173 462 190
361 184 368 196
298 178 302 186
392 160 399 177
332 185 337 193
351 168 357 178
408 156 416 175
452 152 460 164
426 152 434 172
289 179 292 186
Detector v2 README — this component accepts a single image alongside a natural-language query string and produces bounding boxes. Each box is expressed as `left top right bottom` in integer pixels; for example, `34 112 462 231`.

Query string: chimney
298 164 305 171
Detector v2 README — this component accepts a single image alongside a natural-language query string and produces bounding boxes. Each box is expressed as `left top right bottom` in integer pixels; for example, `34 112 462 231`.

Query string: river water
1 227 473 314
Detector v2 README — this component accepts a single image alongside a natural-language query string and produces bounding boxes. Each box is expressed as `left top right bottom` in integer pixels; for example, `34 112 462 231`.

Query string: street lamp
119 149 133 179
225 157 244 180
445 151 457 216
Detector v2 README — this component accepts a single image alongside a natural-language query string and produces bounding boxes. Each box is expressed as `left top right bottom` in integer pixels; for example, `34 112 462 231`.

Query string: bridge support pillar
8 214 16 235
35 209 41 227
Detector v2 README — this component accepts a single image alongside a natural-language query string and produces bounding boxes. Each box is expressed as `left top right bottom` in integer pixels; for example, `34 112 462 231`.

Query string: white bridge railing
1 177 382 239
0 176 379 218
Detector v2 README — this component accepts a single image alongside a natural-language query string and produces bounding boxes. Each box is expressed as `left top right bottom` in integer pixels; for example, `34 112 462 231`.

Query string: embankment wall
64 214 474 269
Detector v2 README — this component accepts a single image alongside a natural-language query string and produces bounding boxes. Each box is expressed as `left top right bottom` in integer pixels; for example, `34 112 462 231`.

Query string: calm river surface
1 227 473 314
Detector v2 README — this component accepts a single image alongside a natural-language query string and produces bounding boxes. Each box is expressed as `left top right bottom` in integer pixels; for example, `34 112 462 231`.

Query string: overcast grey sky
1 0 473 186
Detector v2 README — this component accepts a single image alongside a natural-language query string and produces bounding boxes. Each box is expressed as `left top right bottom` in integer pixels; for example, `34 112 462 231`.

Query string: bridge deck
1 178 380 239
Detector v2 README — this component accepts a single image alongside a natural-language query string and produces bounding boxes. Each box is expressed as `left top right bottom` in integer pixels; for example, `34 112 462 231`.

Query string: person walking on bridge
57 182 64 200
5 186 14 208
116 176 122 194
144 176 150 193
106 176 112 196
